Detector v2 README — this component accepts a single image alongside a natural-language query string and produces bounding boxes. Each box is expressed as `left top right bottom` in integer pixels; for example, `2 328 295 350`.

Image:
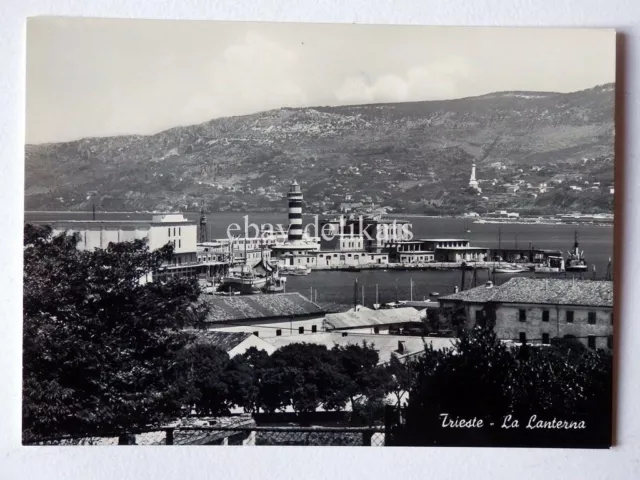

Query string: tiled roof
441 278 613 307
191 330 254 352
264 332 455 364
324 307 422 330
202 292 325 323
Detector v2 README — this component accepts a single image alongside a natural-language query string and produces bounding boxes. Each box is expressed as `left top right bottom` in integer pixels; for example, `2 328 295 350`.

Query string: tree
385 354 413 413
174 343 231 416
405 326 514 435
231 347 270 413
331 342 391 418
261 343 348 413
22 225 206 442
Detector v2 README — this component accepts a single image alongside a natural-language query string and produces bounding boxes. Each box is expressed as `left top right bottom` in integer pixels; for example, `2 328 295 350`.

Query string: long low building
438 277 613 350
323 306 423 334
201 292 327 338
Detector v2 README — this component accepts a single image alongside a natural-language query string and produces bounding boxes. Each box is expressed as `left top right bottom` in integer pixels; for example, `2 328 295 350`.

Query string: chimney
454 286 459 293
398 340 406 354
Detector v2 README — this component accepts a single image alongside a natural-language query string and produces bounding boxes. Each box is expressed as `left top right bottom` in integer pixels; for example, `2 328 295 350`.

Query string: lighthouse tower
287 180 303 242
469 162 479 190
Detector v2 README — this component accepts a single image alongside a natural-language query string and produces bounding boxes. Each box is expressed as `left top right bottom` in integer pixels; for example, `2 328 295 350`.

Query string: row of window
518 332 613 349
255 326 380 337
517 309 611 325
318 253 382 260
168 227 182 237
270 325 318 336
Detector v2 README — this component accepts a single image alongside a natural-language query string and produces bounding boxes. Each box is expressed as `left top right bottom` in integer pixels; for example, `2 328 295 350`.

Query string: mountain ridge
25 83 615 215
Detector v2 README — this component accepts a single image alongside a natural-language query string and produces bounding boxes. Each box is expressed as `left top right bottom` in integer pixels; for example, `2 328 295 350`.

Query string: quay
309 262 536 272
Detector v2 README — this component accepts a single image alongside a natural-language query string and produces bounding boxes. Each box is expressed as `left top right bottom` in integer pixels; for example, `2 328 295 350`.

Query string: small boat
494 264 528 274
264 273 286 293
534 255 565 273
283 265 312 276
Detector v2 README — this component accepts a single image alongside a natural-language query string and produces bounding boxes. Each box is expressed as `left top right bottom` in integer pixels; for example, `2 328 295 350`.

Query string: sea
25 211 614 308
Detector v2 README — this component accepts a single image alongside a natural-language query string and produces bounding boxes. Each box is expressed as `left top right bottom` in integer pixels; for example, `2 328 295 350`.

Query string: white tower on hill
469 162 479 190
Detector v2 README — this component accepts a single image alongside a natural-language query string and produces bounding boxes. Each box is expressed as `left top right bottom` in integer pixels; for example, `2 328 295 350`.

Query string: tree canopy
23 224 206 441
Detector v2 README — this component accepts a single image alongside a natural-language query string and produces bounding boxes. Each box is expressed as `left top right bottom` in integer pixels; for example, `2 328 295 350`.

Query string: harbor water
25 211 614 309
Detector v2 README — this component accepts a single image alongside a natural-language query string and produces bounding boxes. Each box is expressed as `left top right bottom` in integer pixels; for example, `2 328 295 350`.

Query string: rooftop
189 330 255 352
263 332 455 364
440 278 613 307
324 306 421 330
202 292 325 323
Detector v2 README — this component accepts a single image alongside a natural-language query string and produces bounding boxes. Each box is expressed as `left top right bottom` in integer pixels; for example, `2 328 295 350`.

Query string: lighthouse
287 180 303 242
469 162 479 190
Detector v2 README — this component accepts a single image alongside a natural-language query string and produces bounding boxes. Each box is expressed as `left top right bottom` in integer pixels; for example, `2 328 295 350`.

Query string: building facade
438 277 613 350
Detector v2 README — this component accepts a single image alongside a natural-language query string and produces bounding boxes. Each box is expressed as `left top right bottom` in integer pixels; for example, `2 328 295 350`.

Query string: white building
47 213 200 277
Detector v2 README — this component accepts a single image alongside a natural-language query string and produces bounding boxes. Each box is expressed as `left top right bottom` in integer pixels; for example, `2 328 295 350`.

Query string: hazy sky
26 18 616 144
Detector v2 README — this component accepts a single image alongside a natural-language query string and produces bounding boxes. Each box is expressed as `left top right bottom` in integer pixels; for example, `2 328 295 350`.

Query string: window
168 227 171 236
519 332 526 344
298 326 304 334
373 326 380 334
173 227 176 236
519 309 526 322
178 239 181 248
276 329 282 336
311 325 317 333
588 312 597 325
475 310 482 322
542 310 550 322
607 336 613 349
542 333 550 345
566 311 574 323
179 227 181 235
611 312 614 325
587 335 596 349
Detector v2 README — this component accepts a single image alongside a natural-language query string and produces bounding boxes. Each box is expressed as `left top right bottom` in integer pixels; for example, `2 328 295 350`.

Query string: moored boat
494 264 528 274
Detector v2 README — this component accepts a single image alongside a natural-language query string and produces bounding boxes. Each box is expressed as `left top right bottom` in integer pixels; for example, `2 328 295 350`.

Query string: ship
218 266 267 295
565 231 588 272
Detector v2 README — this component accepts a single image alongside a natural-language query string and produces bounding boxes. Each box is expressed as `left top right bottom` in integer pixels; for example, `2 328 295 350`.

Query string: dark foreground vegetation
23 226 612 447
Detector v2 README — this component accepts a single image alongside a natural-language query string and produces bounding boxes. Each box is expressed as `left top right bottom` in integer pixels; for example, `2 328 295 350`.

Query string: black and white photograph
23 18 615 448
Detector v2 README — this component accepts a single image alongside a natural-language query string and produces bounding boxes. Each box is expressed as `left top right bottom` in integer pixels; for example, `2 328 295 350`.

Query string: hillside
24 83 615 214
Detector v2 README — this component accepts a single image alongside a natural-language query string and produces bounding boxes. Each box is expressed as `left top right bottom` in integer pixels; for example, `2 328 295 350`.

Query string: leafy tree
438 305 468 336
22 224 206 441
174 343 231 415
261 343 348 413
232 347 271 413
385 354 414 414
405 326 514 432
331 342 391 417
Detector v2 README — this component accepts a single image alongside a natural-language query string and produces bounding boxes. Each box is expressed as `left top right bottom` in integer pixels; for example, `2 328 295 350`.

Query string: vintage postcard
23 18 615 448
